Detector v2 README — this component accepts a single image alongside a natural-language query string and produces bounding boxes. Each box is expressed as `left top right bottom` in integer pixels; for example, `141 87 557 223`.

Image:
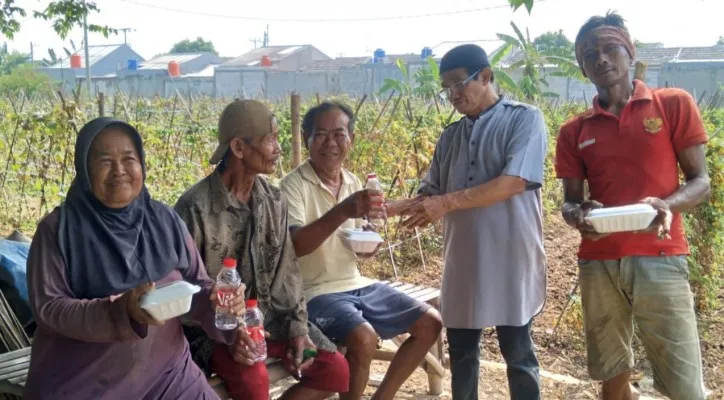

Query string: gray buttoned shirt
419 98 548 329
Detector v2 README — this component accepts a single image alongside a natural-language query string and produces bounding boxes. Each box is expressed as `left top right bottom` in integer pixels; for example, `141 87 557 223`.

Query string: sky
3 0 723 62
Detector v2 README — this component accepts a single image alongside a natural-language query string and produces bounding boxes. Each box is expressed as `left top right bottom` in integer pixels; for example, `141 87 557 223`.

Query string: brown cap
209 99 274 165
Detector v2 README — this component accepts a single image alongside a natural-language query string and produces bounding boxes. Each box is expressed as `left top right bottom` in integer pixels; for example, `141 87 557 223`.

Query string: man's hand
638 197 673 239
287 335 316 377
384 197 424 218
340 189 386 220
125 282 165 326
230 326 270 366
400 195 451 229
563 200 609 241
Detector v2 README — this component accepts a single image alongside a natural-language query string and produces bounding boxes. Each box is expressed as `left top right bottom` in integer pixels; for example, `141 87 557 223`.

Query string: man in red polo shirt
555 12 711 400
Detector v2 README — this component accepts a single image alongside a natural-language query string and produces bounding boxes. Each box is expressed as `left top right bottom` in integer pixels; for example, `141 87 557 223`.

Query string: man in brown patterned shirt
174 99 349 400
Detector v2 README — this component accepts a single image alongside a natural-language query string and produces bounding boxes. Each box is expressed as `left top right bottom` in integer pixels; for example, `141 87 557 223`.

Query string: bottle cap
245 299 258 308
366 173 377 180
222 258 237 268
303 348 318 359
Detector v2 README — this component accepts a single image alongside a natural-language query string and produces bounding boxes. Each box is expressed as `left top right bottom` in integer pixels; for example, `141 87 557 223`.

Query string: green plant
0 64 53 95
1 91 722 312
495 21 583 101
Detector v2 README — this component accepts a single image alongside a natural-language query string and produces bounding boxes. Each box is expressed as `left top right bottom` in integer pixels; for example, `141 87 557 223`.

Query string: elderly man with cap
398 44 548 399
556 12 710 400
174 99 350 400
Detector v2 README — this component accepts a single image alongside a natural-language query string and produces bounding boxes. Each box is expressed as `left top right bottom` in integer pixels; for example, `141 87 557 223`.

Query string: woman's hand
124 282 164 326
210 282 247 317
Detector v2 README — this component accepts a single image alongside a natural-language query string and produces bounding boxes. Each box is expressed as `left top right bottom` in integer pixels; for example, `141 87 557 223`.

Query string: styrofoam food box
585 204 658 233
338 228 384 254
139 280 201 321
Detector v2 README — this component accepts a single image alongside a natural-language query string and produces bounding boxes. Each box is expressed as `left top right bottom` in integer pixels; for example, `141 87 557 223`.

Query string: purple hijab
58 117 191 299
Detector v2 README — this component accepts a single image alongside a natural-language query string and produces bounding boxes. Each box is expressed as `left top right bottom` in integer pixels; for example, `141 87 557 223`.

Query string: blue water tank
127 59 138 70
373 48 386 64
421 47 433 60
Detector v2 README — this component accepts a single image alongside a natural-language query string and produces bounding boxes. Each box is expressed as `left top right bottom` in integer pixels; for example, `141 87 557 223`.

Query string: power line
119 0 546 23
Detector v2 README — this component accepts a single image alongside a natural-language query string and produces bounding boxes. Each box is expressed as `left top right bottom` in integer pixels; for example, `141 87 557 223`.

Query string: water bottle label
248 325 265 342
217 287 235 307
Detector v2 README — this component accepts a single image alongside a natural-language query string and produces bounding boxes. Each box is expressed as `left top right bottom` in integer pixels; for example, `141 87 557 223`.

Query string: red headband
575 25 635 68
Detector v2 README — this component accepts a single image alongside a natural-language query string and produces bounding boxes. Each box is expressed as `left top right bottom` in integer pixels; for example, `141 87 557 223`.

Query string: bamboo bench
0 282 446 399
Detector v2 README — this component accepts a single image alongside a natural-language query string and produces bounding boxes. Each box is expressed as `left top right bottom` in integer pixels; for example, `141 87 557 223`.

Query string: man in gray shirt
398 44 547 400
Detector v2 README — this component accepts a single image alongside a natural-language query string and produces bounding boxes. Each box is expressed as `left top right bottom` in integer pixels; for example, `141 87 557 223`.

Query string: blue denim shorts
306 282 430 343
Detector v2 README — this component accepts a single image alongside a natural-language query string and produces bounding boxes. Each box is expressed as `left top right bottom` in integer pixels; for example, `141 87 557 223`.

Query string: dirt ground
354 214 724 399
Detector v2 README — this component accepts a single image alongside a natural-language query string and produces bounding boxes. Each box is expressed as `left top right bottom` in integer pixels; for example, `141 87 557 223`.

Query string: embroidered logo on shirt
578 138 596 150
643 117 663 134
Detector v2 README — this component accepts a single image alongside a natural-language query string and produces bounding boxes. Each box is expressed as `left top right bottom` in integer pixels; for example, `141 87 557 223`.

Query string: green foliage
379 57 441 102
0 64 53 95
533 30 573 52
0 0 115 40
499 23 581 98
1 90 722 312
684 108 724 311
0 45 30 74
508 0 535 13
496 21 583 101
170 37 218 55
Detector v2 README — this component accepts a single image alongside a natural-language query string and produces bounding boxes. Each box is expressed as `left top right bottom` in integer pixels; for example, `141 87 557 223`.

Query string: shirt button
468 177 473 181
470 161 475 166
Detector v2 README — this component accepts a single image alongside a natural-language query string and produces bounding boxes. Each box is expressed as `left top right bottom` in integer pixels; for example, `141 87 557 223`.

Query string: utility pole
249 37 260 49
263 25 269 47
118 28 133 45
83 1 92 97
29 42 37 61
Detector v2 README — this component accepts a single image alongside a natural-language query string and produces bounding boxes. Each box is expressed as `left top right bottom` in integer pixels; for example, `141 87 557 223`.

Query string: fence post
291 92 302 168
98 92 105 117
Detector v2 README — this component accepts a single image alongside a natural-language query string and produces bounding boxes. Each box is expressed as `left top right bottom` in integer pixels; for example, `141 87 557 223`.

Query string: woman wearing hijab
24 117 243 400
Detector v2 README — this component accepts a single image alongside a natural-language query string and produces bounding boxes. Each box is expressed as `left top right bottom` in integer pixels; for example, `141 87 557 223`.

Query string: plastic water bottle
365 173 385 228
215 258 242 330
244 299 267 362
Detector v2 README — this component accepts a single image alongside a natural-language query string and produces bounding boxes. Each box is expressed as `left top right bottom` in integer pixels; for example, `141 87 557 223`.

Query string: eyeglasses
440 70 481 99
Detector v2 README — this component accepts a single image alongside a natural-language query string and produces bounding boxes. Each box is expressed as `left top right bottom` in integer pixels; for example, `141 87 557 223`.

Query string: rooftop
139 53 206 69
44 44 139 68
221 45 313 68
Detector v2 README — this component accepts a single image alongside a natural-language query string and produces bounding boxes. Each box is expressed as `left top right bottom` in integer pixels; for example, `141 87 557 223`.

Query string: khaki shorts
578 256 707 400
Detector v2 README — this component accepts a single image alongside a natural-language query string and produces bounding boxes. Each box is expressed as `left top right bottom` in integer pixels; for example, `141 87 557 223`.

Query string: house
115 52 223 97
218 45 330 72
214 45 332 98
37 44 144 81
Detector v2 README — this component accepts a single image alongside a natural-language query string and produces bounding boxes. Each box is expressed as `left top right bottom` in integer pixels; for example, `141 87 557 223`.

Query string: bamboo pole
291 93 302 168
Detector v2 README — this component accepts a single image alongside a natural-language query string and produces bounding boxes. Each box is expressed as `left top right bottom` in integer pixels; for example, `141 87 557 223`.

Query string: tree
508 0 535 13
533 30 573 52
718 36 724 46
0 1 115 39
170 37 218 55
0 45 30 75
495 21 583 101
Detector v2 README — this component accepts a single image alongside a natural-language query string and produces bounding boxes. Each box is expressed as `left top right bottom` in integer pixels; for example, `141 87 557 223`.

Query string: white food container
139 280 201 321
338 228 384 254
585 204 658 233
